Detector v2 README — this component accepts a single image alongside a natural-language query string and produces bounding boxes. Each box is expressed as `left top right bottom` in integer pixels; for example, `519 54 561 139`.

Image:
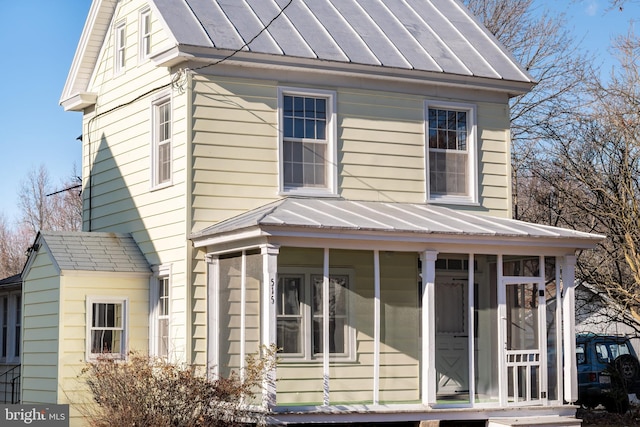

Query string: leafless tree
527 31 640 326
0 165 82 278
463 0 592 219
0 215 31 279
18 164 82 235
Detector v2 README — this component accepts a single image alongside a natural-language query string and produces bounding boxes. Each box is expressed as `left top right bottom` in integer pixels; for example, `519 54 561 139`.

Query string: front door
503 280 547 405
435 277 469 403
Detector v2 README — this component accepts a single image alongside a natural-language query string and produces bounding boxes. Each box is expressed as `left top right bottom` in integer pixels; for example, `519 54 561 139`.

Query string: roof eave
192 223 603 251
60 92 98 112
60 0 117 109
154 45 535 97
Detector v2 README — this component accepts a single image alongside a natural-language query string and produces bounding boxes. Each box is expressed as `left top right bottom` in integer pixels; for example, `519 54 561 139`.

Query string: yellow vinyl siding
22 251 60 405
190 75 279 229
339 89 426 204
57 274 149 426
81 0 190 362
477 102 511 217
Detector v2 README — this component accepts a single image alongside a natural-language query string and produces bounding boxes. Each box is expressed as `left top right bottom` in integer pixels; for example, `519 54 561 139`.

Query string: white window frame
114 20 126 75
425 100 478 205
276 267 354 362
139 8 151 61
277 87 337 196
151 93 173 189
150 265 171 359
86 296 128 361
0 292 21 364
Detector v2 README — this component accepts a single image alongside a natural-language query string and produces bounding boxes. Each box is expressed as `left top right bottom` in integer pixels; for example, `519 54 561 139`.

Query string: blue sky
0 0 637 223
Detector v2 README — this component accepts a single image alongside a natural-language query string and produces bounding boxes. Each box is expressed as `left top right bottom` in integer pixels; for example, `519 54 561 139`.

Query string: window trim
86 296 128 361
277 267 355 363
150 265 171 359
114 20 126 75
425 100 478 205
277 86 338 196
150 92 173 189
139 8 151 61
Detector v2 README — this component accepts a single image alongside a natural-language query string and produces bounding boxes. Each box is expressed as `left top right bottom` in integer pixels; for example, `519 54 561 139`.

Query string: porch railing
0 365 20 404
506 350 541 404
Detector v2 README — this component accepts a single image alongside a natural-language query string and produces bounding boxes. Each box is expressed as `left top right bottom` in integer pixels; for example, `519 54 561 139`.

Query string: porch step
487 416 581 427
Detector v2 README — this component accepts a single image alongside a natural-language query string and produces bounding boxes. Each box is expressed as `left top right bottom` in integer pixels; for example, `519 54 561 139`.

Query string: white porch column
421 250 438 405
561 254 577 403
206 254 220 378
261 244 279 409
373 250 381 405
322 248 330 406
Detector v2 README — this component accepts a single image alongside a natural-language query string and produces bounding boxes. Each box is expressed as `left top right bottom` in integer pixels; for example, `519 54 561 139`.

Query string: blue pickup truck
576 334 640 413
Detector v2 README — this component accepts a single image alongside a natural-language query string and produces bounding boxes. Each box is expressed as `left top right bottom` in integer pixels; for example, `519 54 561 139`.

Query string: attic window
139 9 151 60
114 21 126 74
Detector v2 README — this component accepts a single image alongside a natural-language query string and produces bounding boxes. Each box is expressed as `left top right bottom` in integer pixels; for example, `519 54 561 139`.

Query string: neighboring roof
33 231 150 274
61 0 534 109
0 274 21 290
190 197 604 248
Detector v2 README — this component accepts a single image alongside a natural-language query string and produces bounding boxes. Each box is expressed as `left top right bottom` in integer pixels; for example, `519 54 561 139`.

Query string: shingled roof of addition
38 231 150 273
155 0 533 83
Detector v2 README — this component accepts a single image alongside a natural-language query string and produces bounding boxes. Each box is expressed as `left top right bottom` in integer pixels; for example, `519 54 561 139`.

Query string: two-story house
20 0 603 425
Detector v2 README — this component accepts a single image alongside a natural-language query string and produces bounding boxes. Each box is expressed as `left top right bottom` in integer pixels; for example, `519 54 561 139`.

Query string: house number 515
270 278 275 304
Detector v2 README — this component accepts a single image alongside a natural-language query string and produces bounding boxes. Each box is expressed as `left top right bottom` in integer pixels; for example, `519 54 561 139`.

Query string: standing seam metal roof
190 198 603 243
154 0 533 83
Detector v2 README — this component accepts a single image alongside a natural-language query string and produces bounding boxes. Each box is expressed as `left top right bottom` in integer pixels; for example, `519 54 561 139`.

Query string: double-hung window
86 297 127 360
139 8 151 60
279 88 336 195
114 21 126 75
152 95 172 188
426 102 477 204
277 270 352 360
153 269 170 359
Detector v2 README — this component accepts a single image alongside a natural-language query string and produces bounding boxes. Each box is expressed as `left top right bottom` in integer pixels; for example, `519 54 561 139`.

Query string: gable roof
61 0 534 110
25 231 150 275
190 197 603 249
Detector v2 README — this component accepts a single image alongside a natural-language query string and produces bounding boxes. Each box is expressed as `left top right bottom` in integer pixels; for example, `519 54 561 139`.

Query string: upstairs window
152 95 172 188
279 88 336 195
426 102 477 204
139 9 151 60
114 21 126 74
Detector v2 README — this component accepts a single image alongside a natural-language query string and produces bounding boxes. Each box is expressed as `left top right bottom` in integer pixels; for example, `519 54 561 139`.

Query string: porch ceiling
190 197 604 249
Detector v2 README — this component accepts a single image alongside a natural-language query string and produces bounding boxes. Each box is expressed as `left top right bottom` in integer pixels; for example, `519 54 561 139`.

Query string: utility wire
190 0 294 73
82 0 295 230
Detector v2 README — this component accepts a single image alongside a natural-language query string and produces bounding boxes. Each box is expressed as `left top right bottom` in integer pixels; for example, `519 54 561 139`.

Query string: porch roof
191 197 604 249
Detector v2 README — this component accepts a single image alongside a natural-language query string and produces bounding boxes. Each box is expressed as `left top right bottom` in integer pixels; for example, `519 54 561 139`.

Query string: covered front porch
191 198 602 424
